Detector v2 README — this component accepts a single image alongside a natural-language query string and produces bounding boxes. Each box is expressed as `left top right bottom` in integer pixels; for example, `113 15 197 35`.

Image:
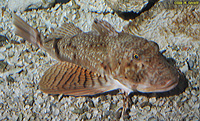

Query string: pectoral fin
39 62 118 96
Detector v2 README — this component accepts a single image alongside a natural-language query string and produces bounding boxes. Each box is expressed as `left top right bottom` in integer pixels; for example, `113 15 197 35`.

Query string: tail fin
12 13 42 48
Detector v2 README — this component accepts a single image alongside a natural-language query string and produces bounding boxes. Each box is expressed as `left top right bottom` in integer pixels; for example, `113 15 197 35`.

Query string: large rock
8 0 56 12
104 0 148 13
123 0 200 47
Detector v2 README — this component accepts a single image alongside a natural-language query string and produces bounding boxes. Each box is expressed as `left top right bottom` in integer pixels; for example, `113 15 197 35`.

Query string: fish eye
133 54 139 59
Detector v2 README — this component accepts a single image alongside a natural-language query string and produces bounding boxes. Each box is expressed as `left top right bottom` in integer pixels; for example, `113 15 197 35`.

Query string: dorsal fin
50 22 83 38
92 19 118 36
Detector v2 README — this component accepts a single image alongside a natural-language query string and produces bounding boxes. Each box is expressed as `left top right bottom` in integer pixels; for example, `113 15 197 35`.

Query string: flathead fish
13 13 179 96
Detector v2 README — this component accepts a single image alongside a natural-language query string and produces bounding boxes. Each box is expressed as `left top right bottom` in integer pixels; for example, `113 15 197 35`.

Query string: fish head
118 40 179 93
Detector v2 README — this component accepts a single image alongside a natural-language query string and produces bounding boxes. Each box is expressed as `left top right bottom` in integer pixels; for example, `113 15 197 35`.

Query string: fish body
13 13 179 96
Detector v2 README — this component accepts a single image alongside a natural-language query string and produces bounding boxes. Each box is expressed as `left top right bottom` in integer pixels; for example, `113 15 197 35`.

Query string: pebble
179 62 189 73
0 53 5 61
149 97 156 104
0 35 8 47
187 58 195 69
0 47 6 52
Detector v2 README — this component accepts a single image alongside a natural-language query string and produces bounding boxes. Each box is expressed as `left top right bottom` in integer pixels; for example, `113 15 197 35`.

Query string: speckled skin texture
13 13 180 95
0 0 200 120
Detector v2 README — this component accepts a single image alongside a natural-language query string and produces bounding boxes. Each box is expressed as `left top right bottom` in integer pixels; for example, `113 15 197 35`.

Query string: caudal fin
12 13 42 47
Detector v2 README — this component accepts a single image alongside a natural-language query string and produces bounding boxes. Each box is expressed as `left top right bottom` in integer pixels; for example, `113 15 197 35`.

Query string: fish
12 13 180 96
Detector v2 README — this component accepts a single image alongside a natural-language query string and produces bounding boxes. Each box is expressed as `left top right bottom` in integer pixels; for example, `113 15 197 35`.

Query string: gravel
0 0 199 120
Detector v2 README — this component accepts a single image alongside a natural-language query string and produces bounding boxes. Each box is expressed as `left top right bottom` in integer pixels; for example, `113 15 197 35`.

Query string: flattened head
121 40 179 93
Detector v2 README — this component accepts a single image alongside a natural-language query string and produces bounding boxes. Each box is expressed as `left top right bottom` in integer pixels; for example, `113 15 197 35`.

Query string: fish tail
12 13 43 48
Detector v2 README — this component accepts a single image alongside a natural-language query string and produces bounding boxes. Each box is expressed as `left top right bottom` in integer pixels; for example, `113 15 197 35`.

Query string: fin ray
50 22 82 38
92 19 118 36
12 13 42 48
39 62 118 96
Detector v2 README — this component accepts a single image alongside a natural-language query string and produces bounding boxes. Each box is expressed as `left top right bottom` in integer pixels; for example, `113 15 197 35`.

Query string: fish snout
136 59 179 93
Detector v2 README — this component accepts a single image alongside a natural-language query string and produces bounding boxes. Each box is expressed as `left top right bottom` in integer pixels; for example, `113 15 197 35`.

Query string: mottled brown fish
13 13 179 96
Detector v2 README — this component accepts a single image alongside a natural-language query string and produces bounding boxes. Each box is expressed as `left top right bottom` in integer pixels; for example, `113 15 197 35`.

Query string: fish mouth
136 79 179 93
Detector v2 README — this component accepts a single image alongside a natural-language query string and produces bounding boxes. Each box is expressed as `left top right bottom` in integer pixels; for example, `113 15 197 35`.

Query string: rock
123 0 200 47
0 60 7 72
8 0 56 12
56 0 70 4
0 53 5 61
104 0 148 13
6 75 15 83
0 35 8 47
